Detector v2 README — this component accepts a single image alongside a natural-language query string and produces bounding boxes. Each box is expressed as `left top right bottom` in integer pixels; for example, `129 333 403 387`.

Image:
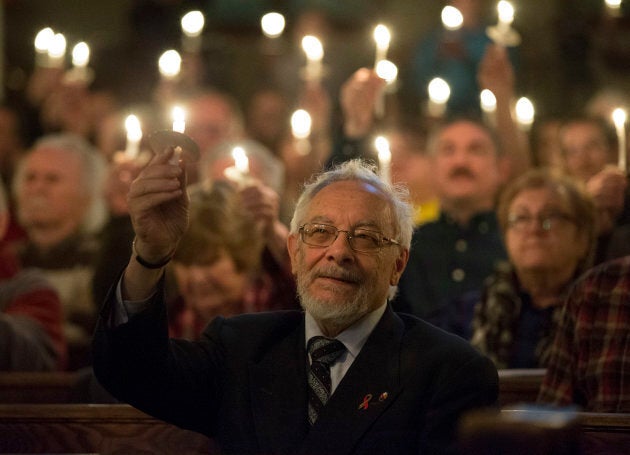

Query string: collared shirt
392 210 506 329
305 303 387 394
537 256 630 412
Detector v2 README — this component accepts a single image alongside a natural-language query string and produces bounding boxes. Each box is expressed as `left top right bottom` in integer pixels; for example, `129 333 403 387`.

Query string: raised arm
122 148 189 300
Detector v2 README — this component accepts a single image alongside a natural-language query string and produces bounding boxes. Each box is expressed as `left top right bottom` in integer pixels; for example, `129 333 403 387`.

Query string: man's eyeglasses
298 223 400 253
507 212 575 232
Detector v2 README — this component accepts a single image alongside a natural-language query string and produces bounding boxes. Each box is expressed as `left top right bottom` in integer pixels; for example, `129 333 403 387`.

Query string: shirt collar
304 303 387 360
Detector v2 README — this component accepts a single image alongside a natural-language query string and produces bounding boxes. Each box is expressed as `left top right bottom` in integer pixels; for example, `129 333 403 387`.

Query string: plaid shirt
537 256 630 412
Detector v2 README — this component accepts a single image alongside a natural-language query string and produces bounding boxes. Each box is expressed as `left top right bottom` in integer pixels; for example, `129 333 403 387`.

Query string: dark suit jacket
93 284 498 455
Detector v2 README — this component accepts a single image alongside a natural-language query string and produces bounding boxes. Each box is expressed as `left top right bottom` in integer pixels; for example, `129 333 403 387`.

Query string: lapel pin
358 393 373 410
379 392 388 402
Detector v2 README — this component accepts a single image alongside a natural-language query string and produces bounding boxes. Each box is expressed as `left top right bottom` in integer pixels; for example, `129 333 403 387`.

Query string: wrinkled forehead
306 180 393 226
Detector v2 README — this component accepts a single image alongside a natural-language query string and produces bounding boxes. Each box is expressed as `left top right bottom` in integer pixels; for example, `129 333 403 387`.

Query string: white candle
480 89 497 126
497 1 515 33
34 27 54 67
487 1 521 47
47 32 66 69
427 77 451 118
291 109 312 156
374 60 398 119
261 12 286 38
613 108 627 172
172 106 186 133
159 49 182 80
374 136 391 185
515 96 535 132
181 10 205 54
605 0 623 17
125 115 142 159
373 24 391 69
301 35 324 82
71 41 90 80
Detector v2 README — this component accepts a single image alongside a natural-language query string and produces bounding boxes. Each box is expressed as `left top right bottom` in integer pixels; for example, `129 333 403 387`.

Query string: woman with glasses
469 169 597 369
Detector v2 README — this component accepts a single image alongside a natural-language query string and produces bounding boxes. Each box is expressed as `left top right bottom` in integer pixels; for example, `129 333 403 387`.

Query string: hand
127 148 189 261
478 44 515 103
340 68 386 139
586 165 628 234
239 182 281 238
104 153 145 216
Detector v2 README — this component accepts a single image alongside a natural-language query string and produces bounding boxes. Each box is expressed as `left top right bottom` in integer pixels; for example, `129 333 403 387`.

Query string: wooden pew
461 408 630 455
498 368 545 406
0 372 81 403
0 403 214 454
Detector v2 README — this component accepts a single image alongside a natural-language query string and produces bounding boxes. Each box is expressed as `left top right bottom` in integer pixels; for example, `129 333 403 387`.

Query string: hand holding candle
224 146 253 186
373 24 391 69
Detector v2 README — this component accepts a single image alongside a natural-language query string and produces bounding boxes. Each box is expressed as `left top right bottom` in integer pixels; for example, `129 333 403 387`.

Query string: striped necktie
307 336 346 425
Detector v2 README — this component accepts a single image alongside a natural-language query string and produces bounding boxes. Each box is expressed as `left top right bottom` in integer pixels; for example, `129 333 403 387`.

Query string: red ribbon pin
358 394 373 410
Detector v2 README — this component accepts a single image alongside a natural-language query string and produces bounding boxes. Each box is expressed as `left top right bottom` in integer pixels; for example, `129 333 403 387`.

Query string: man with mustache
93 155 498 454
392 119 508 339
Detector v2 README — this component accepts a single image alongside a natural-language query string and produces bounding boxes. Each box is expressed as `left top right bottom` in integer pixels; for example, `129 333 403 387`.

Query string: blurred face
505 187 587 278
432 121 503 209
16 147 89 231
186 95 239 156
246 91 287 148
560 122 613 182
173 252 248 322
287 180 408 330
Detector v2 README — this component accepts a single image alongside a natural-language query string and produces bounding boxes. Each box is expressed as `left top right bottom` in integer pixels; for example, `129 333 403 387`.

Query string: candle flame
72 42 90 67
301 35 324 61
480 89 497 113
498 1 515 25
613 108 627 127
261 12 286 38
232 146 249 174
34 27 54 52
376 60 398 83
48 33 67 59
373 24 391 49
172 106 186 133
291 110 312 139
125 115 142 141
428 78 451 104
515 97 535 126
181 10 205 37
159 50 182 78
442 6 464 31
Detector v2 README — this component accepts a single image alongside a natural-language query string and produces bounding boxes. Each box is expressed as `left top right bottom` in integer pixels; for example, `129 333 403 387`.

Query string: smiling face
505 187 587 279
287 180 408 334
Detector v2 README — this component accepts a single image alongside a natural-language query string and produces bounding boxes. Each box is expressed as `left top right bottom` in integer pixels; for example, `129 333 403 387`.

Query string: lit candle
374 136 391 185
427 77 451 118
71 41 90 80
613 107 627 172
480 89 497 126
301 35 324 83
223 145 252 186
515 96 535 132
373 24 391 69
181 10 205 54
486 1 521 47
34 27 54 67
374 60 398 119
291 109 312 156
159 49 182 80
172 106 186 133
261 12 286 39
441 6 464 31
47 32 67 69
125 115 142 159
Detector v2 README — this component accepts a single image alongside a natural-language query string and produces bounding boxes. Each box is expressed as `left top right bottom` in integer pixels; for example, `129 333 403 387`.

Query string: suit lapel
300 306 405 455
249 316 309 454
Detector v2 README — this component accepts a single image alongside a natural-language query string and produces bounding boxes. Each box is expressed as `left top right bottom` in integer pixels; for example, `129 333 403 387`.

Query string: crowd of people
1 0 629 452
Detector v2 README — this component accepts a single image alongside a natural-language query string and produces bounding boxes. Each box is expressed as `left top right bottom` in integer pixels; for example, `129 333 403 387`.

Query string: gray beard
296 270 373 331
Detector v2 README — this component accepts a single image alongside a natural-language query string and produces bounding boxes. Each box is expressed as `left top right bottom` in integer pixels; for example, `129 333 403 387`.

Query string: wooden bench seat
498 368 545 406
